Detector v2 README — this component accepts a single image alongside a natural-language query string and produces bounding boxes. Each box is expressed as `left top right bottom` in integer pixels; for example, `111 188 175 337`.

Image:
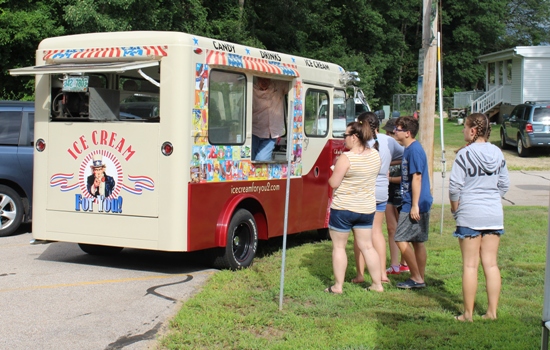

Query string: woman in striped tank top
325 121 383 293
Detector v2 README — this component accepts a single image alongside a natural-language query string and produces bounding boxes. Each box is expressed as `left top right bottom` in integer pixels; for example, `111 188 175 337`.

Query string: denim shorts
453 226 504 239
376 201 387 212
329 209 375 232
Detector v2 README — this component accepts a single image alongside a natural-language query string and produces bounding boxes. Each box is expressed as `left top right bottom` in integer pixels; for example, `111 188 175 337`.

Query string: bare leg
412 242 427 281
354 227 383 292
372 211 389 281
457 236 481 322
328 229 350 293
385 204 401 267
352 239 365 283
396 241 423 283
354 212 388 282
480 234 501 320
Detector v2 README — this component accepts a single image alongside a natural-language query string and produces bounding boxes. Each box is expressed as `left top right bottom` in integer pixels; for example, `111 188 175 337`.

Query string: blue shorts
453 226 504 239
376 201 387 212
329 209 375 232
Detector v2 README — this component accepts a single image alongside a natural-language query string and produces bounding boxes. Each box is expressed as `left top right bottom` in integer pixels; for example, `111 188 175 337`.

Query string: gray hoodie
449 142 510 229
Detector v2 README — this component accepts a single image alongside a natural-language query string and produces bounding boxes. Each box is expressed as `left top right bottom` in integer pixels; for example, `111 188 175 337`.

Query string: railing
471 85 504 114
454 90 484 108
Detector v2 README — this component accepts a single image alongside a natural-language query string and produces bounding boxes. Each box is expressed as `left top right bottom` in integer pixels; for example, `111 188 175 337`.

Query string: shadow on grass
298 235 467 319
255 229 323 260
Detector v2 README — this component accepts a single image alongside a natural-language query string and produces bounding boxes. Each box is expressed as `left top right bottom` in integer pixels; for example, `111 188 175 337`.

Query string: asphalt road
432 170 550 206
0 227 217 350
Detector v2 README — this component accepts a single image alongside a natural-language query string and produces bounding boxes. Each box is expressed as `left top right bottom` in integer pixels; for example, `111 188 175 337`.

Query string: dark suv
0 101 34 236
500 101 550 157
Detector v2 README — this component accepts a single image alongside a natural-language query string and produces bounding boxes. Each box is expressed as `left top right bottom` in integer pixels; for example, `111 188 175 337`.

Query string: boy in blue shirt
393 116 433 289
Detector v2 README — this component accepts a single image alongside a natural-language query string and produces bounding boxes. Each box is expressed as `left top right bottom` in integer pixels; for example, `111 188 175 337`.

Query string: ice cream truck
10 31 365 269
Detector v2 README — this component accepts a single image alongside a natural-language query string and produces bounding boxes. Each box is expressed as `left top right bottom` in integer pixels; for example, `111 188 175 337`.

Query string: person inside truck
251 77 289 161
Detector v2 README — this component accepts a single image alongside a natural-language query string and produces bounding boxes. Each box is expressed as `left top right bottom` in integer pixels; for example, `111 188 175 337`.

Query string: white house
472 46 550 119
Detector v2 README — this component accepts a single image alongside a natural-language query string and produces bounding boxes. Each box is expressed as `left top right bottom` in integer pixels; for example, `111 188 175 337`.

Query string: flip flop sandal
324 286 342 294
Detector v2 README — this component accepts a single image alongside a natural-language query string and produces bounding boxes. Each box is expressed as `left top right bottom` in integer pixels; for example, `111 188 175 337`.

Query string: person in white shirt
252 77 289 161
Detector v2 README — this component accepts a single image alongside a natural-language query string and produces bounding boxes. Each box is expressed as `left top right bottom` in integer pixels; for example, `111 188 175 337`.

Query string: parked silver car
0 101 34 236
500 101 550 157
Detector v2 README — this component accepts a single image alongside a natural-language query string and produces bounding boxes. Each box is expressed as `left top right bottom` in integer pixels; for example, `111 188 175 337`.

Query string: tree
502 0 550 46
57 0 209 34
440 0 508 90
2 0 550 101
0 1 64 99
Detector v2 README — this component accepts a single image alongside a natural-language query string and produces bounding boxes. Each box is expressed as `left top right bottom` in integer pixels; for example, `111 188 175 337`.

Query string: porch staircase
471 85 504 118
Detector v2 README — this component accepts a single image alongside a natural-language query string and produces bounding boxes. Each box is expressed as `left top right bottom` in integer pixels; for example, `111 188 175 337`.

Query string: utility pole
419 0 438 193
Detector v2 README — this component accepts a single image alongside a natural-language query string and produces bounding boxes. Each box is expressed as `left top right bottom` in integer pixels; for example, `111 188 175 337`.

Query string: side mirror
374 110 385 121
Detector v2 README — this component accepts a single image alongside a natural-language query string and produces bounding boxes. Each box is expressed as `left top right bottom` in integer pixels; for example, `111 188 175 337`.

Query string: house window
488 63 495 85
506 60 512 84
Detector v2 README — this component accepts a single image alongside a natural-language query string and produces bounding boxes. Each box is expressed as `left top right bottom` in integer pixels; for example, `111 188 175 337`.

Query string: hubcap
232 223 251 262
0 194 16 229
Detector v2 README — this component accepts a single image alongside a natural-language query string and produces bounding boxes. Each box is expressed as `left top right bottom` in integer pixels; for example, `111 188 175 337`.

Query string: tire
78 243 123 256
500 129 509 149
517 135 529 157
212 209 258 270
0 185 24 237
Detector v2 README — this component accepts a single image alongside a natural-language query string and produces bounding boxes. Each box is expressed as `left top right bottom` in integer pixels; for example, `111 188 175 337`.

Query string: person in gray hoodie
449 113 510 322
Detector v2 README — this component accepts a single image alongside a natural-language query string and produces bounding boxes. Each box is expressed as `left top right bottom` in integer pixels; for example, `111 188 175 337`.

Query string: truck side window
208 70 246 145
332 89 346 138
304 89 329 137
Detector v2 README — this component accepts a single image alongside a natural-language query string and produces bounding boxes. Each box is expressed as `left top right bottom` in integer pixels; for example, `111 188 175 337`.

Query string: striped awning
43 46 168 61
206 49 299 77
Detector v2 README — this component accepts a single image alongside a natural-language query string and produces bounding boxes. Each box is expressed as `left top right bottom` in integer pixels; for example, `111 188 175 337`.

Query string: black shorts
388 183 402 207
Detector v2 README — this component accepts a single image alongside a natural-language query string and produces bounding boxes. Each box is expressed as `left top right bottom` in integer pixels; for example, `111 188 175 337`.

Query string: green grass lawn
160 206 549 349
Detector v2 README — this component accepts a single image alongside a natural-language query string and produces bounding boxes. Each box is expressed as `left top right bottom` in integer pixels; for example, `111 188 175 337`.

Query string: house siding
511 57 523 105
522 57 550 103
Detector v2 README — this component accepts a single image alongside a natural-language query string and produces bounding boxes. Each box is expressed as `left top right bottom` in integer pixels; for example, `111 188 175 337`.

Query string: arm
498 159 510 197
388 174 401 184
410 172 422 220
329 154 350 189
449 152 466 215
450 199 459 213
388 138 404 162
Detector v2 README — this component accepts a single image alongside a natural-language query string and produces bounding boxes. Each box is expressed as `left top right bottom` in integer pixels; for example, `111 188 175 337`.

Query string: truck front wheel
212 209 258 270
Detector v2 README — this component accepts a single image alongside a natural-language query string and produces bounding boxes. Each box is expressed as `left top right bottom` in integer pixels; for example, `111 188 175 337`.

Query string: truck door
301 86 332 173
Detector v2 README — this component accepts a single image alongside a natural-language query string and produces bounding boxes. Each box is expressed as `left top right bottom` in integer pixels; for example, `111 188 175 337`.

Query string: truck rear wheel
212 209 258 270
0 185 24 237
78 243 123 256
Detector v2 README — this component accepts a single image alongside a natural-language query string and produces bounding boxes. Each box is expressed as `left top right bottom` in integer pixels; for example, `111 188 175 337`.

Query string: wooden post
419 0 438 193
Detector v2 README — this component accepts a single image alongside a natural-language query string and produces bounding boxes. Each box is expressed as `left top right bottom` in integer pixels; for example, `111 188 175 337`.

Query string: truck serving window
208 70 246 145
10 60 160 123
